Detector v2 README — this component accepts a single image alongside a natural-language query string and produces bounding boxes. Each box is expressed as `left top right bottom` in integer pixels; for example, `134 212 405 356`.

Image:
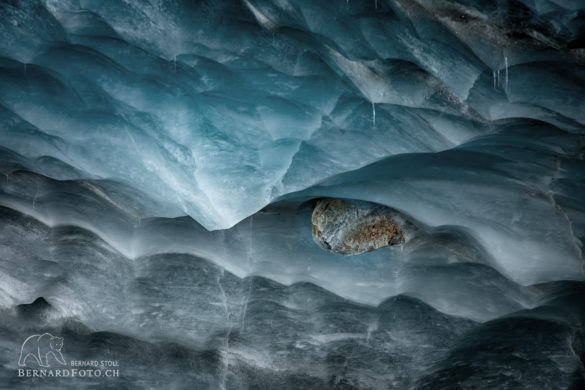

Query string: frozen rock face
312 198 406 255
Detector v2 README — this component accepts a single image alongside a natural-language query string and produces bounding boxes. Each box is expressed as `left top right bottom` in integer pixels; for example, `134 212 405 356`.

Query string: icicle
249 214 254 257
504 56 509 92
173 55 177 72
372 102 376 127
492 70 496 89
375 0 378 9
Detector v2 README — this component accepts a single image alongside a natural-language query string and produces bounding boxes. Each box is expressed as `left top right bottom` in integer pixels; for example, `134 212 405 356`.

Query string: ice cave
0 0 584 389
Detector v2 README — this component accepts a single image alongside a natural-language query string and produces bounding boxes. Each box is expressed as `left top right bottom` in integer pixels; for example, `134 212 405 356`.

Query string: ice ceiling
0 0 584 389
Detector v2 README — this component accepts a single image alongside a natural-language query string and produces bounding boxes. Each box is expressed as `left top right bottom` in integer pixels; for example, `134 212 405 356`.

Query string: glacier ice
9 0 585 230
0 0 585 389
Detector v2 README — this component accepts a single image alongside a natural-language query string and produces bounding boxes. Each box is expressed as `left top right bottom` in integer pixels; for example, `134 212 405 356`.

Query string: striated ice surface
1 0 585 389
1 0 583 230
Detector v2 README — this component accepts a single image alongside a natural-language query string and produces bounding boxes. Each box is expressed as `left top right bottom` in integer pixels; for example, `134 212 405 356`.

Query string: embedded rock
312 198 406 255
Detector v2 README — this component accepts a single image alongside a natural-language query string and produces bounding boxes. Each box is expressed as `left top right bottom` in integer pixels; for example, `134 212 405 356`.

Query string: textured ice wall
1 0 585 389
0 166 583 389
1 0 583 230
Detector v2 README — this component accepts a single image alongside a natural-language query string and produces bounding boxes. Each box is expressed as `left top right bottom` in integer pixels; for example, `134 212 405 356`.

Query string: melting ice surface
0 0 585 389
